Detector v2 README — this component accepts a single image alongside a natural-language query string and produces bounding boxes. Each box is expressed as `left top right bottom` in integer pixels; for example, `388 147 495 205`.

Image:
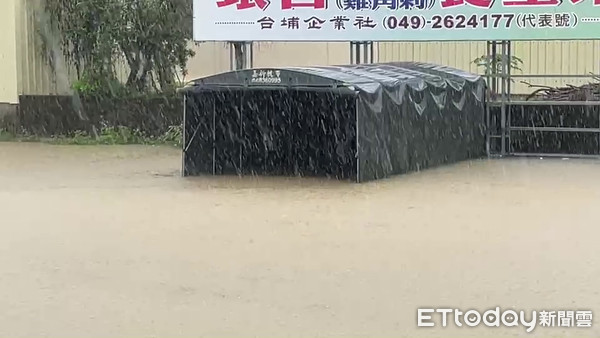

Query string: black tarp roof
182 61 487 181
183 62 483 94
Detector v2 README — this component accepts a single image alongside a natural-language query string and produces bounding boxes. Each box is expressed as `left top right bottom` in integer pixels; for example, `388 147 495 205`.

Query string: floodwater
1 142 599 337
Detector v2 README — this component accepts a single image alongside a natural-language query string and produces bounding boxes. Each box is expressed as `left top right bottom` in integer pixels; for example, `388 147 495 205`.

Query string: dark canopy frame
181 62 487 183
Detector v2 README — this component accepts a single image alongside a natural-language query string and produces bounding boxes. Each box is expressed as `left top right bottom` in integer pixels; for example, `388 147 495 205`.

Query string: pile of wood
523 74 600 101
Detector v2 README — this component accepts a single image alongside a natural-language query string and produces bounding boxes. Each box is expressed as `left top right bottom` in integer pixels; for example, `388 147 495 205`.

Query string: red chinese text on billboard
216 0 270 10
440 0 493 8
574 0 600 4
441 0 599 7
282 0 327 8
502 0 558 6
216 0 598 10
216 0 327 9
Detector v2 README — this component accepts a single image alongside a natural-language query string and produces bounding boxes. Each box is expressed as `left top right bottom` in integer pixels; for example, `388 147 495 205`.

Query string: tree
473 53 523 98
42 0 194 95
473 54 523 78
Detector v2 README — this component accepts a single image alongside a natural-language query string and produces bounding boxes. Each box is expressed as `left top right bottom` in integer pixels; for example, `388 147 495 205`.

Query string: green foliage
45 125 182 146
0 129 15 142
0 129 40 142
71 75 100 95
42 0 194 95
96 126 145 145
70 72 131 96
158 125 183 147
473 54 523 75
1 125 182 147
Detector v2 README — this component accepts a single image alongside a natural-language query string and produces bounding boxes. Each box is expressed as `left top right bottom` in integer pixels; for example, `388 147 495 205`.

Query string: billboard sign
193 0 600 41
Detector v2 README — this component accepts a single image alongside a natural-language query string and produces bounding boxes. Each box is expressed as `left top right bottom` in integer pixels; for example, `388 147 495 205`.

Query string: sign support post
229 42 253 71
350 42 374 64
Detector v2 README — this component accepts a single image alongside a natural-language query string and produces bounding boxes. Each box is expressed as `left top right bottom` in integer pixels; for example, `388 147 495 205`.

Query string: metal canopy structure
181 62 486 182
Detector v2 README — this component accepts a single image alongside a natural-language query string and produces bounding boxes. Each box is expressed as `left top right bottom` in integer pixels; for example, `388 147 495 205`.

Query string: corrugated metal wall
513 40 600 93
15 0 129 96
0 0 18 103
185 42 350 80
379 41 600 93
379 41 486 74
15 0 62 96
188 41 600 94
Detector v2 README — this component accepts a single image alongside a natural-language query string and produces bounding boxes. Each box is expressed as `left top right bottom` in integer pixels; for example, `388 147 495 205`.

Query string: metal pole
239 94 243 176
485 41 492 156
500 41 507 156
212 98 216 175
182 94 187 177
486 41 491 96
249 42 254 69
506 40 512 154
231 42 247 70
355 98 360 183
241 42 245 69
245 42 250 69
229 42 234 71
507 40 512 100
486 83 491 157
491 41 498 99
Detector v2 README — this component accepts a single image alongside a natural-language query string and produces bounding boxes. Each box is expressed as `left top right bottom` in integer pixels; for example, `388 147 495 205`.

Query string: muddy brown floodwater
1 142 599 337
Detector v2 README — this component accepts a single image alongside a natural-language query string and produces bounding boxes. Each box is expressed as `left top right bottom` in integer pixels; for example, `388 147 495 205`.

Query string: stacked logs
524 74 600 101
